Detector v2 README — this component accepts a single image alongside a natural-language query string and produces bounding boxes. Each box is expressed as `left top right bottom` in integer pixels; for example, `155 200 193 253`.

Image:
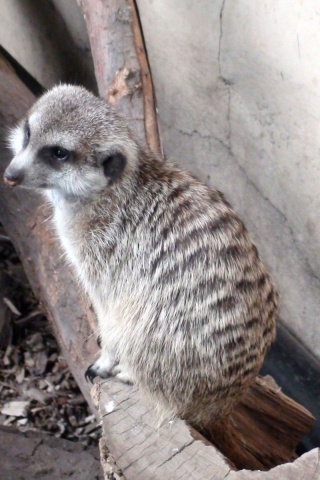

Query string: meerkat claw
85 364 97 383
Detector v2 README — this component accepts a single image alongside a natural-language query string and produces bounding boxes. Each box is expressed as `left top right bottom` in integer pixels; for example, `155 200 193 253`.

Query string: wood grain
97 379 231 479
97 376 318 479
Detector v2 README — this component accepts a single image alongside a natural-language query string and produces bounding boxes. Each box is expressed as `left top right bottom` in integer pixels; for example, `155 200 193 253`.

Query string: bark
205 376 315 470
78 0 161 154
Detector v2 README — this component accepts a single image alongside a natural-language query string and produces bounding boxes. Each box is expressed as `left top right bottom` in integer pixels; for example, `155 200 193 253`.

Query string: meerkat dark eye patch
101 152 126 181
38 146 73 169
22 121 30 149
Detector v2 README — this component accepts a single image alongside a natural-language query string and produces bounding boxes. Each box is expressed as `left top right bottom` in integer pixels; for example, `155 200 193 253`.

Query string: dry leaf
15 367 25 384
3 297 21 316
1 400 29 417
24 387 50 405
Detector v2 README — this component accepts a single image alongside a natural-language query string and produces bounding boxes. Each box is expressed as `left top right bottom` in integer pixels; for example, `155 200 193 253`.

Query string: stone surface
137 0 320 360
0 426 103 480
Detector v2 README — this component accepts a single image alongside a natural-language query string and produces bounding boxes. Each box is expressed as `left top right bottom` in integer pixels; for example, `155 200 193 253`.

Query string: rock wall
137 0 320 360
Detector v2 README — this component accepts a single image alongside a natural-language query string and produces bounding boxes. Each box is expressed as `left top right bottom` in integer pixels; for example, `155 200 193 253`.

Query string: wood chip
34 351 48 374
24 387 50 405
3 297 21 316
3 416 16 426
15 367 25 384
17 417 28 426
14 310 43 326
26 332 44 352
67 394 86 406
44 379 55 392
24 352 34 368
1 400 29 417
3 344 12 366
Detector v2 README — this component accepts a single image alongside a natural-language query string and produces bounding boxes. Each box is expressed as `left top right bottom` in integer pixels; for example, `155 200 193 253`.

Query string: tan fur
4 85 278 427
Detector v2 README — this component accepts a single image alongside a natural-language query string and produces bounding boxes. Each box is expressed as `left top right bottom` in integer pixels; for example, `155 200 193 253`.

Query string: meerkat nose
3 170 22 187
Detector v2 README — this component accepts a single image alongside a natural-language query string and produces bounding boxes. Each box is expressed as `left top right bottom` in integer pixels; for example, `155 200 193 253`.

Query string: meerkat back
4 84 278 429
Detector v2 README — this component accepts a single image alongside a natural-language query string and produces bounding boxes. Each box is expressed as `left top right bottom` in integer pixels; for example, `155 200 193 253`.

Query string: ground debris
0 224 100 447
1 400 30 417
0 425 103 479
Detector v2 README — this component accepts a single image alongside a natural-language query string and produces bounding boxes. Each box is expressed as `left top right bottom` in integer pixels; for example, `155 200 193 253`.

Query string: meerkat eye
51 147 70 161
23 122 30 149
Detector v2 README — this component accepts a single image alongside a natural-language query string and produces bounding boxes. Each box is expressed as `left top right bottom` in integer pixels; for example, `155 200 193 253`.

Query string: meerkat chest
52 206 80 264
50 198 115 299
50 200 92 277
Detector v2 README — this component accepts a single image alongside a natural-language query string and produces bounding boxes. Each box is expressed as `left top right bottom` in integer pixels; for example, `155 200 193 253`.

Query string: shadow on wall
13 0 97 91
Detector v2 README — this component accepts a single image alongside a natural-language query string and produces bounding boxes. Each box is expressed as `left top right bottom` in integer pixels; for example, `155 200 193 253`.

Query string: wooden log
95 377 318 479
230 448 320 480
77 0 161 154
94 381 231 479
203 376 315 470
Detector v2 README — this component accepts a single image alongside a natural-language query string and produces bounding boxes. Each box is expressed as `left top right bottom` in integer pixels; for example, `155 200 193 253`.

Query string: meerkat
4 85 278 428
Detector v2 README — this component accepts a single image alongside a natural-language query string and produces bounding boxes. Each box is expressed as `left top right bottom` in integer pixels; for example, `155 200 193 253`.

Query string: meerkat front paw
85 354 117 383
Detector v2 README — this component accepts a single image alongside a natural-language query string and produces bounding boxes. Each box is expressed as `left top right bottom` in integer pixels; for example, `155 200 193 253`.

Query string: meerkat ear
101 151 127 181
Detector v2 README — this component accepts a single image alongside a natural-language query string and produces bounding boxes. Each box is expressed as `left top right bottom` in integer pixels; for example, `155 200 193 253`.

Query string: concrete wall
0 0 96 91
137 0 320 360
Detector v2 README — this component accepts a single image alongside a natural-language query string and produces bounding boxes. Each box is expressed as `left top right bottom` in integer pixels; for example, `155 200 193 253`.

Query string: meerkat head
4 84 138 199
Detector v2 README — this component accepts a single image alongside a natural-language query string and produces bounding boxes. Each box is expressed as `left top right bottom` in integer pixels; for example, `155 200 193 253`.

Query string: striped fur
6 85 278 427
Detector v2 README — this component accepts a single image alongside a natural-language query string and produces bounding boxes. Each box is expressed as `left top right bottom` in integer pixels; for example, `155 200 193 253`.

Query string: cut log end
202 376 315 471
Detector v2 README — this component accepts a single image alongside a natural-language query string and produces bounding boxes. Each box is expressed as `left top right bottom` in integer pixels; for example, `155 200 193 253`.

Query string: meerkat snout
5 84 278 428
3 170 22 187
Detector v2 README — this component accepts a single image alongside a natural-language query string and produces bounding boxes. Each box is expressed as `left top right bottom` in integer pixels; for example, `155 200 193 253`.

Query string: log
0 5 316 476
95 379 318 479
204 376 315 470
77 0 161 154
93 381 231 479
